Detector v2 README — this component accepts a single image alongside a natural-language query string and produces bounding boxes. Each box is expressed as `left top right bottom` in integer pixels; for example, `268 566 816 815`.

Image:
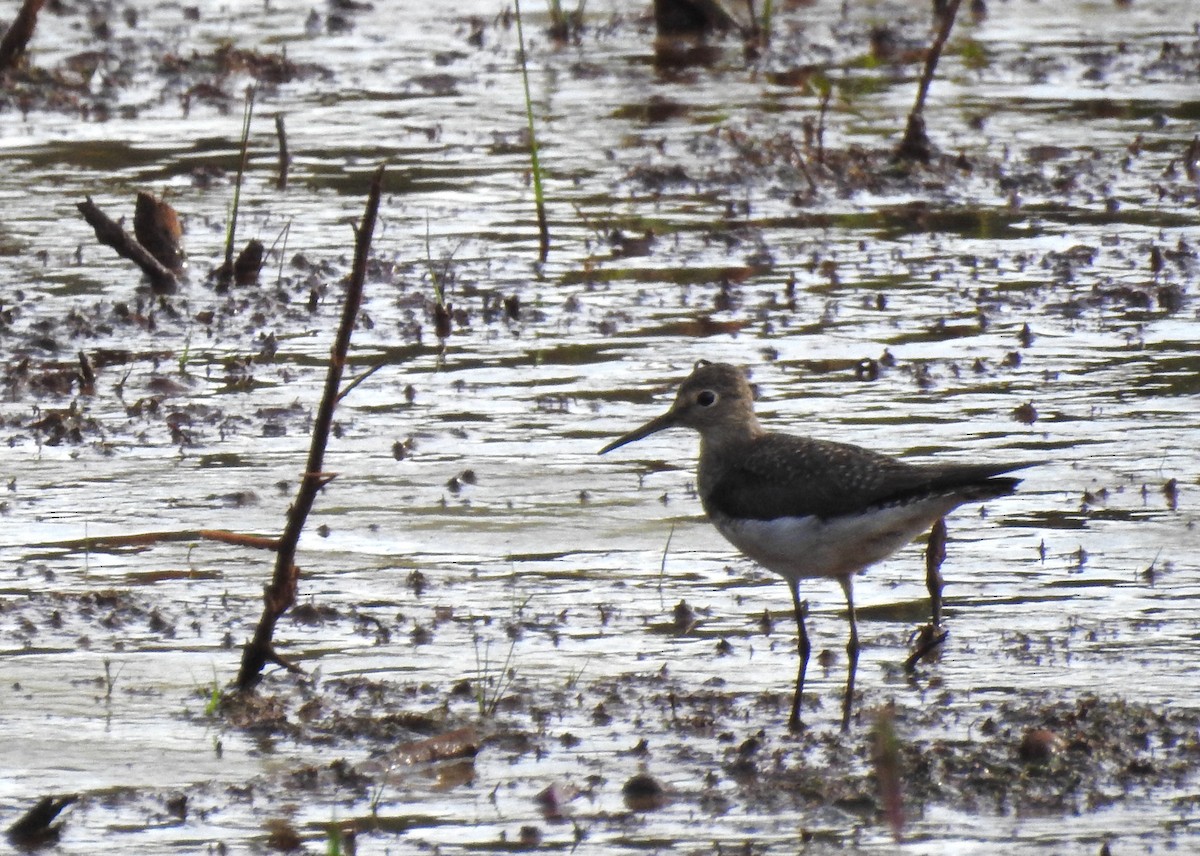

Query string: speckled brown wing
701 433 1031 522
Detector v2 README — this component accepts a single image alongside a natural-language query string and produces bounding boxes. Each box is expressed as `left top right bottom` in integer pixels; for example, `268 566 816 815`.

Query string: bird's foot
903 623 948 672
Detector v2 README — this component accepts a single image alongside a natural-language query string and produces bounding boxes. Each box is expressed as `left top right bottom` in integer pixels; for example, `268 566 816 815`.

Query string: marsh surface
1 0 1198 852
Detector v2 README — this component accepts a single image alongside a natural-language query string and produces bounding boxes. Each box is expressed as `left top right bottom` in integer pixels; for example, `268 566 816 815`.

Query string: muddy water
1 0 1198 852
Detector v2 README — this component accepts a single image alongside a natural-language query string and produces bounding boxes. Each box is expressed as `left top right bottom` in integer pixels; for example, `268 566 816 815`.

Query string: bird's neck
695 415 761 510
697 411 765 459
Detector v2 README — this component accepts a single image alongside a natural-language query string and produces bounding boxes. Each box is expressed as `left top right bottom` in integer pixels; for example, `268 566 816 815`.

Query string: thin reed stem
514 0 550 260
223 86 256 279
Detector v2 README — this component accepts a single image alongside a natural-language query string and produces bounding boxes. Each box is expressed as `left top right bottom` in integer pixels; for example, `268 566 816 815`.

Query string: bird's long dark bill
598 410 678 454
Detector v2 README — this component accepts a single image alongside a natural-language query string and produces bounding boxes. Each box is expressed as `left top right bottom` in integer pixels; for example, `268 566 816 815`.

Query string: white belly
710 502 947 582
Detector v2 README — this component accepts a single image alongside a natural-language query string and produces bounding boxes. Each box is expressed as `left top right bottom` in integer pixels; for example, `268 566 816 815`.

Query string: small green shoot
805 74 834 165
177 332 191 375
422 217 449 309
958 38 990 70
204 686 221 717
271 220 292 289
204 671 222 717
369 762 395 816
422 220 464 341
564 656 590 691
473 632 518 718
760 0 774 43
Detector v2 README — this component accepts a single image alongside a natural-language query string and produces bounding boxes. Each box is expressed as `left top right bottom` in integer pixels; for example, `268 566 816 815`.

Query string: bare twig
28 529 278 552
236 164 385 691
337 362 385 403
793 149 817 194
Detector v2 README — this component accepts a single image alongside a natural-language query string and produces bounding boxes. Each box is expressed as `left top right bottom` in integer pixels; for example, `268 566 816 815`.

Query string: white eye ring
697 390 717 407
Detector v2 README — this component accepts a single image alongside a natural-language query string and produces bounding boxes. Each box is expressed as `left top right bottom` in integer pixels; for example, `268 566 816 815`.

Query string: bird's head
599 360 760 454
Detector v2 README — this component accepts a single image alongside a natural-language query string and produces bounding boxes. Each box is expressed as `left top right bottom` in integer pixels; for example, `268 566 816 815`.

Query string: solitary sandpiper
600 360 1033 731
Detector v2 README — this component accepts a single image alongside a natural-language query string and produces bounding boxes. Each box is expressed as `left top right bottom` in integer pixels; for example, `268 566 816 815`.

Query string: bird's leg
838 575 860 732
926 517 948 628
788 577 810 732
904 519 951 672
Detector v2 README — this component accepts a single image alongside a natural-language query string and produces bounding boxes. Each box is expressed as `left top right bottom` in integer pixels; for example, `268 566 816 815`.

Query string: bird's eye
696 390 717 407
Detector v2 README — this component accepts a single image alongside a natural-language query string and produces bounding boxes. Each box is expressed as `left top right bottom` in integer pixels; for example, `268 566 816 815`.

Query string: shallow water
1 0 1199 852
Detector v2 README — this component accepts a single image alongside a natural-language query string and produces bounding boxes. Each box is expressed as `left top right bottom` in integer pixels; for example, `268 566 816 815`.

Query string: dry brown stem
925 516 948 625
274 113 290 190
28 529 279 552
235 164 385 691
0 0 47 72
896 0 962 162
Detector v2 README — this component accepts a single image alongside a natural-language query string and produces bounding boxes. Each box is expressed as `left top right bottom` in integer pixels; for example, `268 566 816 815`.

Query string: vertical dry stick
895 0 962 162
0 0 47 71
274 113 289 191
236 164 385 691
925 517 948 627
